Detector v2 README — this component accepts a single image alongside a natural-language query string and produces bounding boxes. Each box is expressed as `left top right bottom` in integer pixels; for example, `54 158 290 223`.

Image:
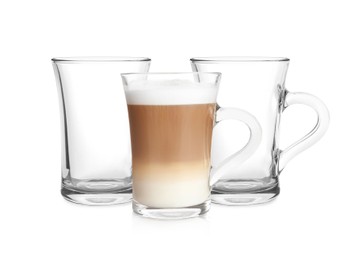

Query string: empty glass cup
52 56 150 205
191 57 330 205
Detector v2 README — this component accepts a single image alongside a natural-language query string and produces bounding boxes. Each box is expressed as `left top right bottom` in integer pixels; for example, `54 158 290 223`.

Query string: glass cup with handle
191 57 330 205
121 72 262 219
52 56 151 205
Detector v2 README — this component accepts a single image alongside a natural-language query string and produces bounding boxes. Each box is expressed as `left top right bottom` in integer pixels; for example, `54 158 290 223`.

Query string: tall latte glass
122 73 262 219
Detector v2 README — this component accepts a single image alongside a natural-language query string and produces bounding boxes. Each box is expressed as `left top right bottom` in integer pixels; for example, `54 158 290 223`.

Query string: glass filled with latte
121 73 262 219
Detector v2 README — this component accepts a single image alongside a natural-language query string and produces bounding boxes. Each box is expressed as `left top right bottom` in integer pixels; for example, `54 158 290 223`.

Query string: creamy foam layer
125 79 217 105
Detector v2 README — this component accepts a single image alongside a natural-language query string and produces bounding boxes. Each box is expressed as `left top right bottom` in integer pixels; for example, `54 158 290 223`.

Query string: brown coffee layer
128 103 215 205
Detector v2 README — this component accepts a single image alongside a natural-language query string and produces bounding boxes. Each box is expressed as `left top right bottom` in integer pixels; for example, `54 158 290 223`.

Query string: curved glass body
191 57 329 205
52 57 150 205
122 72 261 219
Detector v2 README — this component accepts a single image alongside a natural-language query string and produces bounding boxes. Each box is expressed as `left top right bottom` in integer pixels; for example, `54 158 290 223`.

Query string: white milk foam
125 79 218 105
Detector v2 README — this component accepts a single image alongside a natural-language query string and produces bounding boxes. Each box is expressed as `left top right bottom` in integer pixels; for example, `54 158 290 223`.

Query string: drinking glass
191 57 329 205
52 56 150 205
121 72 262 219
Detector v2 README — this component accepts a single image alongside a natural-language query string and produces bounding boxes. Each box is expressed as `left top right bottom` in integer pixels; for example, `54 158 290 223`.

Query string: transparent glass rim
121 72 221 77
190 56 290 62
51 56 151 63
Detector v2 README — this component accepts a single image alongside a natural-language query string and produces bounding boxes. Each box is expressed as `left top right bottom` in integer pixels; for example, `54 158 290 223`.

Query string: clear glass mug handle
210 107 262 185
279 90 330 172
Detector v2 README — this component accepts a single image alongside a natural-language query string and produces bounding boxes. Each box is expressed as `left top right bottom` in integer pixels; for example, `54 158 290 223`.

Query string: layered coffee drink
125 80 217 208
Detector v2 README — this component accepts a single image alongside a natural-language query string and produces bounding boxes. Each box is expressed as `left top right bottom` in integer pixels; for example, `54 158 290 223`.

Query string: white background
0 0 353 259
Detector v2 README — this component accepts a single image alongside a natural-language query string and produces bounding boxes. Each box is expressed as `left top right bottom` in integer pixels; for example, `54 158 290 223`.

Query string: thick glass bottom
133 200 210 220
61 179 132 205
212 179 280 205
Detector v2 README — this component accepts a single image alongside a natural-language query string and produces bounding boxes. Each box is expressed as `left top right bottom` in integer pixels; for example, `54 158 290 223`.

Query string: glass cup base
212 180 280 205
61 185 132 206
132 200 211 220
